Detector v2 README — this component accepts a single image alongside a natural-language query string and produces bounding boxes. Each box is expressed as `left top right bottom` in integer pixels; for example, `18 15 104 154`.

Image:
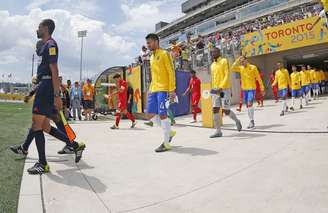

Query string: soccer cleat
285 106 288 112
210 131 223 138
10 144 28 156
27 162 49 175
236 108 241 112
280 111 285 116
110 125 119 130
236 119 242 132
169 130 176 143
247 120 255 129
74 142 86 163
300 105 303 109
171 120 176 126
155 143 172 152
190 120 197 123
144 121 154 127
57 145 74 154
290 107 295 111
131 121 137 128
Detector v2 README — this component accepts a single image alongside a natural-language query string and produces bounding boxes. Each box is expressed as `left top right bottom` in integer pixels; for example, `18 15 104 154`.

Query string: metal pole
80 37 84 81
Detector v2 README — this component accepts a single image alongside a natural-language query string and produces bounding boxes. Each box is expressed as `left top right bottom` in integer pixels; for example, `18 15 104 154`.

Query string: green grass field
0 102 32 213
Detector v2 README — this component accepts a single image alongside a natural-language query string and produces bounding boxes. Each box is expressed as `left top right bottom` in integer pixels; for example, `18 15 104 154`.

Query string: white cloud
26 0 50 10
0 8 136 82
115 0 183 33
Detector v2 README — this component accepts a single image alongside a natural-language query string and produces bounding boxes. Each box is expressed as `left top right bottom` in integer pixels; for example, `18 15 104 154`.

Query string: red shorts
191 94 200 106
117 96 127 111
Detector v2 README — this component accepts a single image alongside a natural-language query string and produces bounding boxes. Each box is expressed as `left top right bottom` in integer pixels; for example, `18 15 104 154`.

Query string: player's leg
122 109 137 128
155 92 175 152
210 106 222 138
222 90 242 132
27 114 49 174
144 93 159 127
246 90 255 129
290 90 295 111
111 111 122 129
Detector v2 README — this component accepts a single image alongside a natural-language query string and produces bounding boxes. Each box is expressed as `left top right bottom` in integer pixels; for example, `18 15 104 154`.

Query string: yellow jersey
149 49 176 93
290 72 301 90
211 57 231 89
300 71 310 86
231 60 264 91
320 71 325 81
272 68 290 90
310 70 319 83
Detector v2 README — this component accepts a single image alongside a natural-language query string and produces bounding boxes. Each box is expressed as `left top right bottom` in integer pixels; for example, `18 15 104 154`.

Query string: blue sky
0 0 184 82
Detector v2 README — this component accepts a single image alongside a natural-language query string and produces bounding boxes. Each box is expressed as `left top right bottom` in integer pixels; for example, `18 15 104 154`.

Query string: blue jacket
71 86 82 101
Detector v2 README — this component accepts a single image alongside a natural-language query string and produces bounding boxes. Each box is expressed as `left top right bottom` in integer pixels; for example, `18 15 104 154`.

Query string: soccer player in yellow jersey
306 65 314 101
319 69 326 94
145 33 176 153
272 62 290 116
300 65 310 105
313 68 321 99
290 65 303 111
231 56 265 129
209 48 242 138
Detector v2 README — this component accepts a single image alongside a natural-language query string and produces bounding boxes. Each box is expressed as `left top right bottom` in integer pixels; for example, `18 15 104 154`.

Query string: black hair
41 19 55 35
190 70 196 74
113 74 121 79
145 33 159 42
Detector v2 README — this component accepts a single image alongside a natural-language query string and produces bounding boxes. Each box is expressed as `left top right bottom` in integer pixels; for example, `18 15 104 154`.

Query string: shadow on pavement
225 132 266 140
171 146 218 156
254 124 284 130
46 164 107 194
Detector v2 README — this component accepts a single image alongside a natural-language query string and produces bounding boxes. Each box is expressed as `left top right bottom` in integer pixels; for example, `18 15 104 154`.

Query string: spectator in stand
140 45 150 63
181 44 190 70
71 81 82 121
196 35 205 50
170 40 181 58
82 79 94 121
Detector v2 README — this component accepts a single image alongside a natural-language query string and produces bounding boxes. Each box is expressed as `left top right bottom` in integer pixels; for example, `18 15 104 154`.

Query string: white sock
151 115 161 127
300 97 303 106
161 118 171 145
292 97 295 108
248 107 254 121
282 100 286 111
213 113 221 132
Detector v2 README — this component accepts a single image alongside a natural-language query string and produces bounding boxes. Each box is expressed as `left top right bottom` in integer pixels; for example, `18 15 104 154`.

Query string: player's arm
230 57 241 73
286 70 291 88
219 59 229 89
50 63 62 110
183 80 191 96
164 51 176 94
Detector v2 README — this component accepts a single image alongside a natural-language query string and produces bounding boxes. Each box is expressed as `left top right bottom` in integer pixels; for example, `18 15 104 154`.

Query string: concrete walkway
18 98 328 213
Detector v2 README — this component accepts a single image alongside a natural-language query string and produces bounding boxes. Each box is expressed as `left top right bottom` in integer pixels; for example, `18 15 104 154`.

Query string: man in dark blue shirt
10 19 86 175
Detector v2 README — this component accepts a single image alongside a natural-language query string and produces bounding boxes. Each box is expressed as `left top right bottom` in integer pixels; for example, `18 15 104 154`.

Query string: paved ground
18 98 328 213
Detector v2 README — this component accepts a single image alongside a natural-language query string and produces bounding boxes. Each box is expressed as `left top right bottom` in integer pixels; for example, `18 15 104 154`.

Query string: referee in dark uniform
11 19 86 174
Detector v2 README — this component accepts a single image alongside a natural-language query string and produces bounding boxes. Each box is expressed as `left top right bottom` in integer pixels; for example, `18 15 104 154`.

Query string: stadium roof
156 0 253 37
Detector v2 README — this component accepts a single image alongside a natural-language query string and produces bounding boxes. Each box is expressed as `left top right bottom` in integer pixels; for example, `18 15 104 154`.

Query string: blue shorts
278 88 288 98
302 85 309 94
32 79 56 117
291 89 302 97
242 90 255 104
314 83 320 89
147 92 168 116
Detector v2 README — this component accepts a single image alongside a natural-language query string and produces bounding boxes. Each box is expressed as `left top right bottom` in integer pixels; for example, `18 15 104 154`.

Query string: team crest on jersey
49 47 56 56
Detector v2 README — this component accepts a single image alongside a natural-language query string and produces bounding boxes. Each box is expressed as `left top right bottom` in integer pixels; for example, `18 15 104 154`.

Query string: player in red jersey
110 74 137 129
183 70 202 123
